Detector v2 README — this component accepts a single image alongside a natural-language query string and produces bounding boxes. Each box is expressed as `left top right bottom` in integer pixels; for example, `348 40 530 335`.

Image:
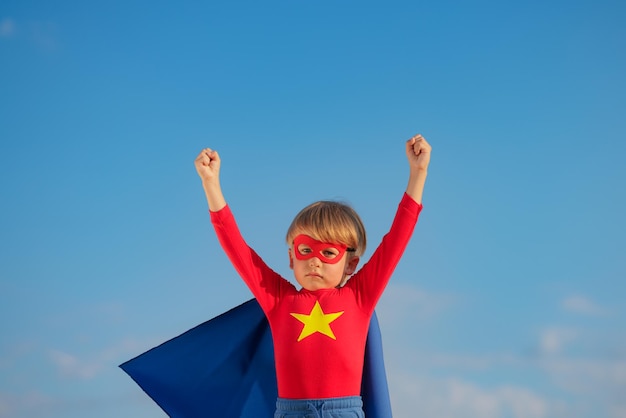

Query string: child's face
289 234 359 291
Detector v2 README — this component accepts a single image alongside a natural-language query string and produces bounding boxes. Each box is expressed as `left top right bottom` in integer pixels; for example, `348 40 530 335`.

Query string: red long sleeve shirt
210 194 422 399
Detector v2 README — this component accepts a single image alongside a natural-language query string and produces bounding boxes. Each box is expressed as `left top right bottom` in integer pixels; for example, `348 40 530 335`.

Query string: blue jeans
274 396 365 418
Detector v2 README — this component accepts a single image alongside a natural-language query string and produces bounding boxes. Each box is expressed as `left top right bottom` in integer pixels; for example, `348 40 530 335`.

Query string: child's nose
308 256 322 266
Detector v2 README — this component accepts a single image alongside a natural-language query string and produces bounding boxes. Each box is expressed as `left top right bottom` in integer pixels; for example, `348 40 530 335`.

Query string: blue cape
120 299 392 417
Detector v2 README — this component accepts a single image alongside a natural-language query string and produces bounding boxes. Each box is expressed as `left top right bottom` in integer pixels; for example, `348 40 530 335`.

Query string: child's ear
288 248 294 269
344 256 360 276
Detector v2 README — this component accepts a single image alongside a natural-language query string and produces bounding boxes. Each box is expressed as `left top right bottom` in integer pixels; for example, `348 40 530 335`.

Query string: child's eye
322 250 338 258
297 245 312 255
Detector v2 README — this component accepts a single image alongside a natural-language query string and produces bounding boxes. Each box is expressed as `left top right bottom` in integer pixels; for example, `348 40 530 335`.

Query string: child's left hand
406 134 432 172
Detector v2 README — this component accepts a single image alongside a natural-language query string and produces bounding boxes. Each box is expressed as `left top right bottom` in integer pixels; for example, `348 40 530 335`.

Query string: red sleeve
348 193 422 312
210 205 294 313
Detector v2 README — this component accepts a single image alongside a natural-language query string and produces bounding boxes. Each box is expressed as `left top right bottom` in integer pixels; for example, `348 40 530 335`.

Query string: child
194 134 431 418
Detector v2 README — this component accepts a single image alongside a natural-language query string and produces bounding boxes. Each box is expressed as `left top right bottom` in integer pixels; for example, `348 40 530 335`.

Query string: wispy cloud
378 282 455 323
0 391 57 418
0 341 37 371
610 405 626 418
539 327 579 355
0 17 59 51
382 322 626 417
540 356 626 397
561 295 608 316
0 396 8 417
0 389 156 418
48 338 150 380
389 374 556 418
0 18 16 38
386 352 626 418
29 21 59 51
49 350 101 380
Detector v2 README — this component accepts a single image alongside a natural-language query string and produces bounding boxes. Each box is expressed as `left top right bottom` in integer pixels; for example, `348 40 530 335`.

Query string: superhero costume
120 193 421 417
210 193 421 399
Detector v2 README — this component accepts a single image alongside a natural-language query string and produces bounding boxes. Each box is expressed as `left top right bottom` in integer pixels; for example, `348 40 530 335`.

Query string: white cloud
0 18 15 38
377 282 455 324
0 18 59 51
540 356 626 397
381 328 626 417
497 385 550 418
49 350 101 380
0 389 158 418
611 405 626 418
0 397 9 417
49 337 151 380
0 341 37 370
373 283 625 417
422 351 520 371
389 374 555 418
539 327 578 355
0 391 57 418
562 295 608 316
29 21 58 51
92 301 127 323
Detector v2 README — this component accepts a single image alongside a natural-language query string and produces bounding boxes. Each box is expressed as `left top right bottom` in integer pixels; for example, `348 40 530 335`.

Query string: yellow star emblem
290 301 344 342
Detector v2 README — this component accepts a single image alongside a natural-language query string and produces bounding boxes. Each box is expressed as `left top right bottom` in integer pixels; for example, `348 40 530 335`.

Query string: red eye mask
292 234 350 264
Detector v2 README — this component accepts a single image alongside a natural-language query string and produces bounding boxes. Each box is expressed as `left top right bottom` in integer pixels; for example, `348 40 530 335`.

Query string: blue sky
1 0 625 417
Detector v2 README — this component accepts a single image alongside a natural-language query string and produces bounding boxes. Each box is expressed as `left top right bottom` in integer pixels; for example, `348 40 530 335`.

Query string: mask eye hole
297 244 312 256
321 249 339 259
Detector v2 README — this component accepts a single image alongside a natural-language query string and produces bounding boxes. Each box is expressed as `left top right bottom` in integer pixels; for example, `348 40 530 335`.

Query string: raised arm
405 134 432 204
194 148 290 308
194 148 227 212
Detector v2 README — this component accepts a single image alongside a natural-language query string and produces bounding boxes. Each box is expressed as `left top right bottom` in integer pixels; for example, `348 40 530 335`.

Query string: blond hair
286 201 367 257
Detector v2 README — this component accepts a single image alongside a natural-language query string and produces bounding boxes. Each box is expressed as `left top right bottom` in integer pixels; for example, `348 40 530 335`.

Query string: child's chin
304 282 339 291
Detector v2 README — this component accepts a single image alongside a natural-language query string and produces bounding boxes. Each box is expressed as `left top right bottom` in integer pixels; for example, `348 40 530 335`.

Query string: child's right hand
194 148 221 184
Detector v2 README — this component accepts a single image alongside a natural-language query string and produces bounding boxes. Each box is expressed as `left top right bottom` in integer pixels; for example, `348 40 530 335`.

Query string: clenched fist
195 148 221 184
405 134 432 172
